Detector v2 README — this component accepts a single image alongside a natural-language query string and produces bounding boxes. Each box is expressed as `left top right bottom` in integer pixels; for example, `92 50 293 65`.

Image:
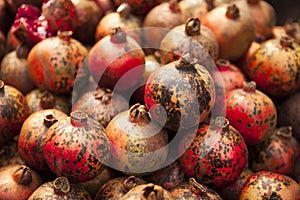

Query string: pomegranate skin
180 117 248 189
226 81 277 145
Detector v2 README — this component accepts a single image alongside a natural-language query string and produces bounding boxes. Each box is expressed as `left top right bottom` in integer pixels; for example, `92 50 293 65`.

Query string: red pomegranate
88 27 145 92
201 3 255 61
18 109 68 175
43 110 110 182
240 170 300 199
241 36 300 98
0 164 43 200
180 116 248 189
27 30 88 94
144 52 215 131
226 81 277 145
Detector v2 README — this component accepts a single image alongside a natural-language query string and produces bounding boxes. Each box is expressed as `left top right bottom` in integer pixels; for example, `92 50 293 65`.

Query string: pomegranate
72 0 103 44
95 3 143 45
218 168 253 200
159 17 219 65
235 40 261 69
242 36 300 98
225 81 277 145
278 91 300 142
27 30 88 94
240 170 300 199
88 27 145 92
201 3 255 61
0 44 35 94
144 52 215 131
6 26 21 52
113 0 164 16
94 0 115 14
179 0 214 21
170 178 222 199
28 176 92 199
0 80 29 145
106 103 168 175
0 164 43 200
43 110 110 182
18 109 68 175
249 126 300 176
272 25 289 40
94 176 147 199
72 88 128 128
180 116 248 189
143 0 184 53
0 136 23 167
120 183 174 199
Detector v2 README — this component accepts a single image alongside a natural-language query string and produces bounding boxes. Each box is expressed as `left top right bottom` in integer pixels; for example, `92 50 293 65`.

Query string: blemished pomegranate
240 170 300 199
225 81 277 145
94 176 147 200
27 30 88 94
144 52 215 131
249 126 300 176
18 109 68 175
0 164 43 200
95 3 143 45
0 80 29 146
170 178 222 199
88 27 145 92
119 183 174 199
28 176 92 199
106 103 169 175
201 3 255 61
159 17 219 65
43 110 110 183
242 36 300 98
179 116 248 189
0 44 35 94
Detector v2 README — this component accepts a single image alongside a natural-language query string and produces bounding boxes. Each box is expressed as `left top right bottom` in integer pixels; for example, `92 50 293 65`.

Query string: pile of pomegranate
0 0 300 199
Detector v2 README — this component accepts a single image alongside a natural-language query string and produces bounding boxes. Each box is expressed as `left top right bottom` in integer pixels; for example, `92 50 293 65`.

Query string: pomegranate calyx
280 36 294 49
185 18 201 37
129 103 150 125
44 114 58 128
243 81 256 93
40 91 55 109
123 176 143 193
216 58 230 71
13 166 32 185
141 184 164 200
53 177 70 194
16 43 31 59
205 0 215 11
110 27 127 43
214 116 230 132
117 3 131 18
168 0 181 13
176 52 197 70
94 88 112 104
57 30 73 42
70 110 88 127
276 126 293 139
189 178 207 196
225 4 240 20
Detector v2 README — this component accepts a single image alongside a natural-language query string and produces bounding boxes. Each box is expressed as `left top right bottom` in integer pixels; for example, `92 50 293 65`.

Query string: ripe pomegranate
18 109 68 175
72 88 128 128
88 27 145 92
28 176 92 199
278 91 300 142
120 183 174 199
170 178 222 199
201 3 255 61
226 81 277 145
143 0 184 53
106 103 168 175
113 0 164 16
240 170 300 199
218 168 253 200
27 30 88 94
159 17 219 65
144 52 215 131
0 80 29 145
0 164 43 200
43 110 110 182
180 116 248 189
94 176 147 199
95 3 143 45
249 126 300 176
235 40 261 69
179 0 214 21
72 0 103 44
0 44 35 94
242 36 300 98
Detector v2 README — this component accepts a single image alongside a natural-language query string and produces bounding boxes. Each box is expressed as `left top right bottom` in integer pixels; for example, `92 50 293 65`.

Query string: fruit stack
0 0 300 199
